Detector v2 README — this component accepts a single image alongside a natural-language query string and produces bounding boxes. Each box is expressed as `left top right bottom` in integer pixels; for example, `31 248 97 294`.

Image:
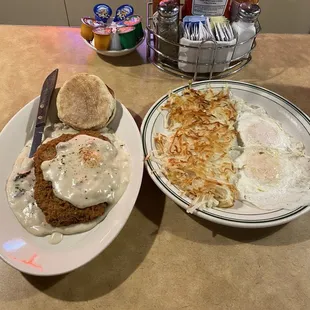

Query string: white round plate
83 35 145 57
141 80 310 228
0 97 144 276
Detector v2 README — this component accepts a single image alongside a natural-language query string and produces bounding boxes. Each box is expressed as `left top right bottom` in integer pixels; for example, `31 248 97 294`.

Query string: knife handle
36 90 52 127
36 69 58 127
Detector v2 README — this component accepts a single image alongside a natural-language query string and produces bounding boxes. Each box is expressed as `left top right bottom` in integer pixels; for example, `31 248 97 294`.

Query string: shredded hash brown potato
152 87 239 212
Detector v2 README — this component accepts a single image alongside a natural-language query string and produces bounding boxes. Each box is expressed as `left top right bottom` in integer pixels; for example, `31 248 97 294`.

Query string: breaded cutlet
33 131 110 227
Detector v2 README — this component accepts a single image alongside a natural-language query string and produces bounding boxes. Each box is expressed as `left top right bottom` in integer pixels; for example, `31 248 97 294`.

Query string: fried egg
236 103 304 152
235 147 310 210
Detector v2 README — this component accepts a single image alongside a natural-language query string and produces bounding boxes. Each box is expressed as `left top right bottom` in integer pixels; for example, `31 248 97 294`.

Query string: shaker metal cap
238 3 261 22
158 0 179 18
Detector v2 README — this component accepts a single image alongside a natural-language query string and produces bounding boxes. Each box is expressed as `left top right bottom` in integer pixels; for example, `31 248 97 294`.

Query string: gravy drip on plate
6 124 130 244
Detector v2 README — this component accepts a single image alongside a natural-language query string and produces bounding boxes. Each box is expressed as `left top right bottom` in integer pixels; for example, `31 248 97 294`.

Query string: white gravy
6 124 130 244
41 135 124 208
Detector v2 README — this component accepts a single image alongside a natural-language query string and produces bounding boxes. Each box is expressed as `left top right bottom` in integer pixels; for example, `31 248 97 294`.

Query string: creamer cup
93 4 112 23
113 4 134 22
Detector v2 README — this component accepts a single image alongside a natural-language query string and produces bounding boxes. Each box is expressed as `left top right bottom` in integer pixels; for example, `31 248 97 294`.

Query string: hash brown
153 87 238 211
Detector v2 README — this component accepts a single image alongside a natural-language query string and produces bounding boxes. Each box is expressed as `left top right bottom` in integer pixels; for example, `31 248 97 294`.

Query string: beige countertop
0 25 310 310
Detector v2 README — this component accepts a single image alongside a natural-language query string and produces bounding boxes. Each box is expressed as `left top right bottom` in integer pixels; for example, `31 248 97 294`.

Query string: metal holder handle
146 2 261 81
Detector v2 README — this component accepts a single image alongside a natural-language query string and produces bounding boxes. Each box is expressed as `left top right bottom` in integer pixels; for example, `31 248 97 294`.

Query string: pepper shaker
157 0 180 64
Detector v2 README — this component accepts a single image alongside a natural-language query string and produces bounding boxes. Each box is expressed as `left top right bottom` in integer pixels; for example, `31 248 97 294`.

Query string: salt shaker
157 0 179 63
230 0 260 22
231 3 261 60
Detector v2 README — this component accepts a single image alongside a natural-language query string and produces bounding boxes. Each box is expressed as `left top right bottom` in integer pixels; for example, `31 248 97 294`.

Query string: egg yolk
245 152 280 184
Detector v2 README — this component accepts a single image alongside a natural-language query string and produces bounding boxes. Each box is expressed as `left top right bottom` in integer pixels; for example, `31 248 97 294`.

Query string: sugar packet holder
178 16 236 73
178 37 236 73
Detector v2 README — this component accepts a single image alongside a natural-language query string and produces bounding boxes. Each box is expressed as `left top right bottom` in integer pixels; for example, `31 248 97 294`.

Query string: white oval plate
0 97 144 276
83 35 145 57
141 80 310 228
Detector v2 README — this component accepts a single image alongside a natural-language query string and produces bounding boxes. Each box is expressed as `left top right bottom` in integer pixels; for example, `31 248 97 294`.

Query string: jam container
118 27 136 49
80 17 104 41
124 15 144 41
93 27 112 50
110 30 122 51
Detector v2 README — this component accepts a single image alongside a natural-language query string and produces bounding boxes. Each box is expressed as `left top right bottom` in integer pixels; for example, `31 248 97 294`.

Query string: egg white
236 102 304 152
235 147 310 210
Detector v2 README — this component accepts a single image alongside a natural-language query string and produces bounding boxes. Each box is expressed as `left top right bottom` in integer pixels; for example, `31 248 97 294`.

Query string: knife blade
29 69 59 157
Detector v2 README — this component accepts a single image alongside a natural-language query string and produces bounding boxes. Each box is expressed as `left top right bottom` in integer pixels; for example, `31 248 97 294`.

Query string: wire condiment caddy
146 2 261 81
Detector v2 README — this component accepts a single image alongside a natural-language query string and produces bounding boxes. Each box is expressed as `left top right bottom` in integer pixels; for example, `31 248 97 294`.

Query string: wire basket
146 2 261 81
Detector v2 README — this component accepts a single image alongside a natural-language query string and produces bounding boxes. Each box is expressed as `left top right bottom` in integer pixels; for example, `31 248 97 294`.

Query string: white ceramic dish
0 97 144 276
141 80 310 228
83 35 145 57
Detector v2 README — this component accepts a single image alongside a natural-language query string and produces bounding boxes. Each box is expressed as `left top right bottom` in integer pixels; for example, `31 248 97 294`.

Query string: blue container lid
93 4 112 23
113 4 134 22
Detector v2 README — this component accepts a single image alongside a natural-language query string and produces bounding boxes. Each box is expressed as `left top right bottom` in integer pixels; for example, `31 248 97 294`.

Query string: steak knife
29 69 59 157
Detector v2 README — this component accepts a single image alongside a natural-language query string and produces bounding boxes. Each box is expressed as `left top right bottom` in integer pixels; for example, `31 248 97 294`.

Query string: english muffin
57 73 116 130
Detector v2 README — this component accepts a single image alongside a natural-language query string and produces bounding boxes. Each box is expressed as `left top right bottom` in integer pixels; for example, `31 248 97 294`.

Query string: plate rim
141 80 310 228
0 96 144 276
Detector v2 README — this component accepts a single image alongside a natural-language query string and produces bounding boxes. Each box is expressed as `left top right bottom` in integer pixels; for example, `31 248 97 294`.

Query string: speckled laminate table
0 25 310 310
